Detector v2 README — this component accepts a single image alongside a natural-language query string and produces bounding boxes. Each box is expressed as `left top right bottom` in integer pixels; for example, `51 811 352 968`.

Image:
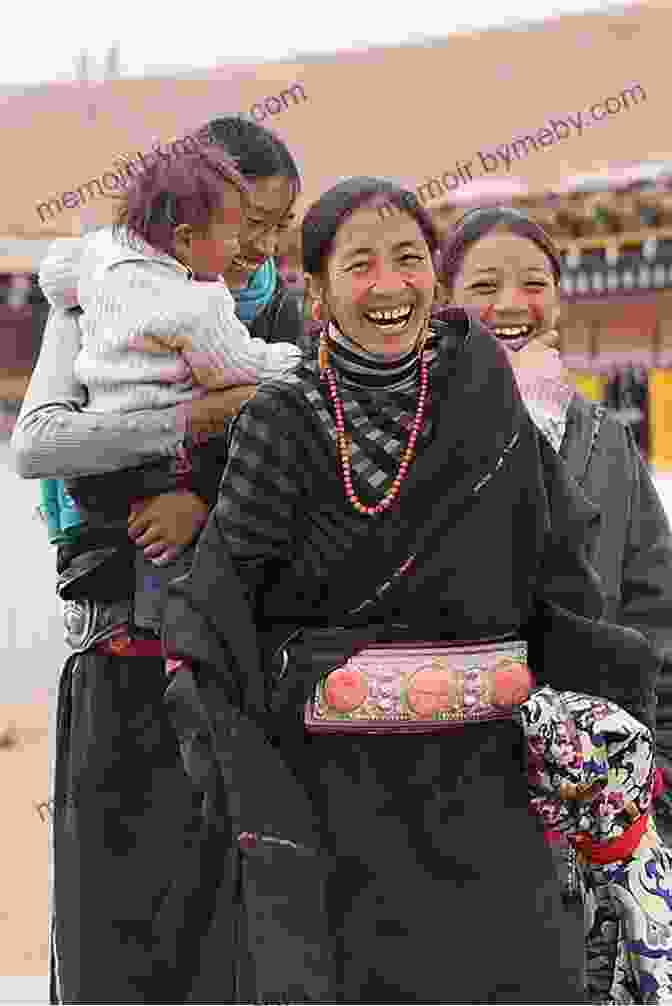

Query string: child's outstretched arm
106 263 302 388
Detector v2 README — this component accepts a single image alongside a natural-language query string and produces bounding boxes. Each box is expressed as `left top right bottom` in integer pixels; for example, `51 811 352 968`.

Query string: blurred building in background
0 243 50 437
415 166 672 470
2 3 672 468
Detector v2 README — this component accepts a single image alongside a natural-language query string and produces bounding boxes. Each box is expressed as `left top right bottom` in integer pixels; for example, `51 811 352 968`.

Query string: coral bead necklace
319 328 430 516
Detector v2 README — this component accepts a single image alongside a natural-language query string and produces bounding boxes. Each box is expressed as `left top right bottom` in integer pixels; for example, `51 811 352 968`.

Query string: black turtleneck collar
324 322 426 391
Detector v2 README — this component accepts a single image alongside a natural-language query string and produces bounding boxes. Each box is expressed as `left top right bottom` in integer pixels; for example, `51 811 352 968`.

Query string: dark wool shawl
160 311 659 1003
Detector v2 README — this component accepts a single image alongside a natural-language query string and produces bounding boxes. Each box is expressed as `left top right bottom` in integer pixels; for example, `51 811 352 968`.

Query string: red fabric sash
571 813 650 865
96 635 163 658
544 770 665 851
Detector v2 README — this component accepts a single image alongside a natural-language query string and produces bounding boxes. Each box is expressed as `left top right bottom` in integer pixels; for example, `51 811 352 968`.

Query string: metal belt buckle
62 599 130 654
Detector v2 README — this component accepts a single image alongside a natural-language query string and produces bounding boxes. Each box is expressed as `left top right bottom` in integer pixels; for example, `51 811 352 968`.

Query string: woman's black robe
160 318 660 1004
48 287 305 1004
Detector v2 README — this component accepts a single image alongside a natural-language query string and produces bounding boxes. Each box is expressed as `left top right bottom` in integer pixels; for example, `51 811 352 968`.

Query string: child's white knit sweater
39 227 302 413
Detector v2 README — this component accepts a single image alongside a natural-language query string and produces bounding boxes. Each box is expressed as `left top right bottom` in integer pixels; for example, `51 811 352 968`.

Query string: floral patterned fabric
522 688 654 840
521 687 672 1004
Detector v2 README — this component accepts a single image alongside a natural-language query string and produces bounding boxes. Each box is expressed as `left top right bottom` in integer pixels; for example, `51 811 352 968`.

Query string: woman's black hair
203 116 301 200
439 206 563 292
301 177 440 276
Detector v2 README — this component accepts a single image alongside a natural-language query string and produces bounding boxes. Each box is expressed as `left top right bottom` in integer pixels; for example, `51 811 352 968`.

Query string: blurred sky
8 0 637 85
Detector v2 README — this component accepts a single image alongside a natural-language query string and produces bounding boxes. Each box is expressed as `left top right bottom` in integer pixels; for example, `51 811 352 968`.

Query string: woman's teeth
492 324 534 339
364 305 414 328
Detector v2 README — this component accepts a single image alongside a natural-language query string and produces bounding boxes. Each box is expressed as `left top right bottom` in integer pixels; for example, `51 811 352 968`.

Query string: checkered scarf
297 322 447 493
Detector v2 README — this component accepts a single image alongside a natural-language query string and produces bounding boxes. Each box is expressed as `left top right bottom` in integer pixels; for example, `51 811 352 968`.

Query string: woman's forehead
460 231 553 274
333 205 426 254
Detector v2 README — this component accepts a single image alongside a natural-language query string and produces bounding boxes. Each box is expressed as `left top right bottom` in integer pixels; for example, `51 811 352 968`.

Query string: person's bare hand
130 331 189 355
183 386 258 440
130 328 256 437
128 490 209 564
130 331 227 386
502 333 570 384
128 320 258 431
536 329 561 349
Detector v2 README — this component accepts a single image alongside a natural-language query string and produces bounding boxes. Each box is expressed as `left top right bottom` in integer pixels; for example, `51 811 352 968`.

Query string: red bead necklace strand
319 330 430 516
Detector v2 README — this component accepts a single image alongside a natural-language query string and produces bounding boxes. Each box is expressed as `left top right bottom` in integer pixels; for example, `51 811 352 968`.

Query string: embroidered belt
304 638 532 735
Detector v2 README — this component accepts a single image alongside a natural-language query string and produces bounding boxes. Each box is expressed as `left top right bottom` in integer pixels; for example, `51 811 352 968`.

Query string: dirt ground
0 703 50 977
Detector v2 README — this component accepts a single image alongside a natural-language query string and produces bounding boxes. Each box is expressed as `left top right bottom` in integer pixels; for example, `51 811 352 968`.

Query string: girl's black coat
561 396 672 824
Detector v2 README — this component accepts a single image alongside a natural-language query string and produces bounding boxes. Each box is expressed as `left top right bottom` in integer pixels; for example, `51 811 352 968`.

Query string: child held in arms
38 143 301 632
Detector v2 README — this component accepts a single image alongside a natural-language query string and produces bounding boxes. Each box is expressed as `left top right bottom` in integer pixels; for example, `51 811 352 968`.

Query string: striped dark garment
218 321 460 589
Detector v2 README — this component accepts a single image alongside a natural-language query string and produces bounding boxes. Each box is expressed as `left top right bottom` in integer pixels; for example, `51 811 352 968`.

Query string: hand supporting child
128 489 209 564
180 386 259 442
129 329 258 389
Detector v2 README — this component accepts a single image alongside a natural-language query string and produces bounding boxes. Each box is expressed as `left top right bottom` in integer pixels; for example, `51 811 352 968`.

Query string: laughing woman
12 117 304 1004
161 178 661 1004
438 205 672 1002
438 205 672 799
438 207 672 697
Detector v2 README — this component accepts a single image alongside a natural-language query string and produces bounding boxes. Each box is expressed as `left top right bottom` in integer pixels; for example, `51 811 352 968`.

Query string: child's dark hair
202 116 301 200
301 177 440 276
115 146 249 258
439 206 562 293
